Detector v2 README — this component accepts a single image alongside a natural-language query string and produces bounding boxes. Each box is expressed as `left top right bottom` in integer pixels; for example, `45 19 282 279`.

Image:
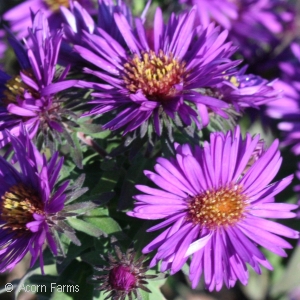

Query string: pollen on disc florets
3 70 40 106
43 0 70 11
187 184 248 230
122 50 186 100
0 183 44 233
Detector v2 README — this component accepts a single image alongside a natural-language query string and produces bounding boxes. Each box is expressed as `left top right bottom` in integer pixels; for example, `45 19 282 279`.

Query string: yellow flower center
0 183 44 233
3 70 39 107
187 184 248 230
123 50 186 100
229 76 240 87
44 0 70 12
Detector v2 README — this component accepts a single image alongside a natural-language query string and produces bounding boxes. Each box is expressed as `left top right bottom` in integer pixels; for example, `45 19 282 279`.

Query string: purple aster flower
61 1 97 45
265 80 299 120
265 43 300 155
0 128 88 273
182 0 287 34
0 11 78 149
3 0 95 39
91 246 157 300
203 65 279 115
59 0 135 66
61 0 148 45
94 0 135 45
181 0 294 60
128 126 299 291
75 7 239 137
180 0 238 29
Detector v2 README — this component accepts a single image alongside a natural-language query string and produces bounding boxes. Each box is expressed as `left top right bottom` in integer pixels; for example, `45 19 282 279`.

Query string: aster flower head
0 11 79 150
265 43 300 155
3 0 95 39
264 79 299 122
91 245 157 300
128 126 299 291
95 0 134 44
0 127 88 273
76 6 240 138
204 65 280 114
181 0 286 32
180 0 238 29
61 1 97 45
61 0 143 46
60 0 134 66
181 0 294 59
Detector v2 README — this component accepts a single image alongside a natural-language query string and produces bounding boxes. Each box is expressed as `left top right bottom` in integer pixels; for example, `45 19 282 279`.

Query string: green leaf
79 192 115 206
58 163 75 182
78 121 103 135
100 158 117 171
118 155 153 210
139 290 150 300
65 201 101 213
80 251 106 266
139 275 166 300
82 153 99 165
53 260 94 300
93 291 111 300
88 169 121 195
56 232 94 274
82 208 124 239
50 291 73 300
90 130 111 139
76 117 110 139
67 218 105 238
70 133 84 169
131 220 159 255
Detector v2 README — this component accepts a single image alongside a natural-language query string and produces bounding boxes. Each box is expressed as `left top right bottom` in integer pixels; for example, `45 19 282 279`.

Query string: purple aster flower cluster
69 5 269 137
56 0 280 139
0 0 299 299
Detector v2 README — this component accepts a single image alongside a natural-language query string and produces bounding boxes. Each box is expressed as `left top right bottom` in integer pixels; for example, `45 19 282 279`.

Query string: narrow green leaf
67 218 105 238
54 260 93 300
118 155 152 210
56 232 94 274
82 207 126 240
